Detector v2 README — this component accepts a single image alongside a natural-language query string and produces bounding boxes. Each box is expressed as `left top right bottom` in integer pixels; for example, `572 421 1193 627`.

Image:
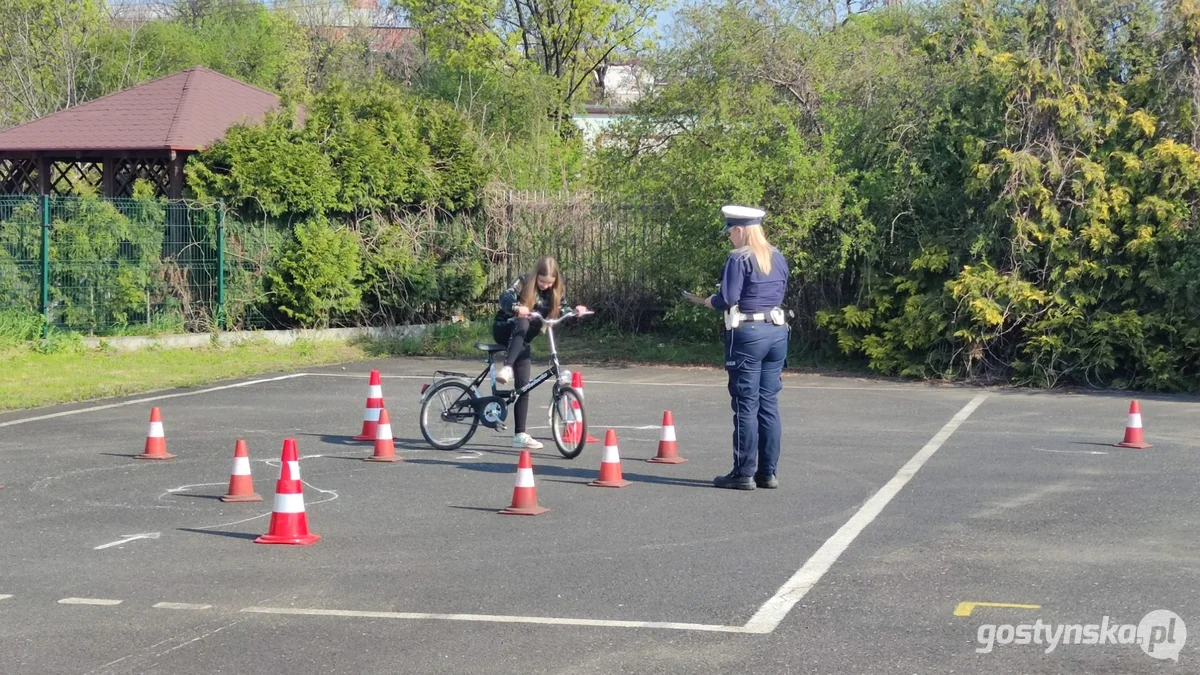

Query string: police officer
684 205 790 490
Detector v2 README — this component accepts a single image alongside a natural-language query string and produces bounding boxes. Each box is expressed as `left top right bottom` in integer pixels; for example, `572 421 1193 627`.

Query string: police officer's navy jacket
710 248 789 314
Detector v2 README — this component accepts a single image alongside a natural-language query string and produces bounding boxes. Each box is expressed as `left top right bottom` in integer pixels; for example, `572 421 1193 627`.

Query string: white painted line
59 597 123 606
190 511 272 531
300 372 950 392
154 619 248 658
581 379 922 392
1034 447 1108 456
528 424 659 431
153 602 212 610
190 479 337 532
306 373 439 380
258 454 324 468
159 482 226 501
94 532 160 550
0 374 307 428
0 594 12 601
240 606 748 633
741 393 990 635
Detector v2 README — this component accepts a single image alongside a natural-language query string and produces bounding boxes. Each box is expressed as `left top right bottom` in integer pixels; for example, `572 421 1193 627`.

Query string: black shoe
755 474 779 489
714 471 755 490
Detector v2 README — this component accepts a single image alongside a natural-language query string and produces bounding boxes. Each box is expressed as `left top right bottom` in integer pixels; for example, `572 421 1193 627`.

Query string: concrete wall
82 324 436 352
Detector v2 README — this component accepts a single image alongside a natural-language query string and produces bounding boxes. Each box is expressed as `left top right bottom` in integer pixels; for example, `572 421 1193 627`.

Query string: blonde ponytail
740 225 774 274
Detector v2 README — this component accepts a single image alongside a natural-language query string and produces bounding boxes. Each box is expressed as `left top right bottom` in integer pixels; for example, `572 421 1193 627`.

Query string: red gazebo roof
0 67 283 153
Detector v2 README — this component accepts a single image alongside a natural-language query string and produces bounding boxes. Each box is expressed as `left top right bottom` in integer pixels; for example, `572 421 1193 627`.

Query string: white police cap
721 205 765 229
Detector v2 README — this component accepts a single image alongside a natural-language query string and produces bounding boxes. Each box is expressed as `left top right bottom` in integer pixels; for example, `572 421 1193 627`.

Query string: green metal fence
0 195 235 336
0 192 679 336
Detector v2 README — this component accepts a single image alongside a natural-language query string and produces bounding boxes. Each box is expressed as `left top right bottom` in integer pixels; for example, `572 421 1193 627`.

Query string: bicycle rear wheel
420 379 479 450
550 385 586 459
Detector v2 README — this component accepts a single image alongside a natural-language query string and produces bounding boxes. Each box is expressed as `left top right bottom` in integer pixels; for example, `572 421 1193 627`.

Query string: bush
359 216 488 324
0 308 44 348
660 299 723 342
187 80 489 220
48 192 165 334
264 217 363 327
589 0 1200 390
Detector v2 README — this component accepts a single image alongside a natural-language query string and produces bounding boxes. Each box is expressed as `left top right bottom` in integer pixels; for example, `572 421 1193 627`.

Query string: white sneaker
513 433 543 450
495 365 514 385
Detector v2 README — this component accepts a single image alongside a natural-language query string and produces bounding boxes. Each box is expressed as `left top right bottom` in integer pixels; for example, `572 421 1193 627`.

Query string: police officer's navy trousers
724 322 789 479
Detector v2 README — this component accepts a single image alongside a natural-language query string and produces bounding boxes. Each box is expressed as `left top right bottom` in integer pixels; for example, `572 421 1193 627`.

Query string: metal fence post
216 199 226 331
40 194 50 337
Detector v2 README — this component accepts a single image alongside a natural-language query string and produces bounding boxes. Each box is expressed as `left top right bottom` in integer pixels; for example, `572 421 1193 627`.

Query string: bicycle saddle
474 343 507 353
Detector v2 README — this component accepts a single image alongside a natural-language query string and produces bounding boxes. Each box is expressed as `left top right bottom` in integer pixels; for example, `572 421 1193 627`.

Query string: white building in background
571 62 657 150
572 106 634 149
598 63 654 105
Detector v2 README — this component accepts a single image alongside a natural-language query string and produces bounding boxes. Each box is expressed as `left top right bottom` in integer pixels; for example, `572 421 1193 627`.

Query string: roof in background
0 67 284 153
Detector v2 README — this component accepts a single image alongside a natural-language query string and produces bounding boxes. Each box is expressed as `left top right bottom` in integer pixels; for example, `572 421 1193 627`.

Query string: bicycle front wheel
550 385 586 459
420 379 479 450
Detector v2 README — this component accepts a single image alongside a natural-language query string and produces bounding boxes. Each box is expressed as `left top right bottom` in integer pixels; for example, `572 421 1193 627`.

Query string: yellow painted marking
954 601 1041 617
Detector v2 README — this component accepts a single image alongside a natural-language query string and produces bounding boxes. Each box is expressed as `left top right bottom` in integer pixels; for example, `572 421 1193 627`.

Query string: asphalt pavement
0 356 1196 673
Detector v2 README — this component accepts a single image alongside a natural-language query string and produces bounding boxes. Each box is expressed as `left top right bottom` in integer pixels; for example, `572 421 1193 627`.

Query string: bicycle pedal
496 423 507 431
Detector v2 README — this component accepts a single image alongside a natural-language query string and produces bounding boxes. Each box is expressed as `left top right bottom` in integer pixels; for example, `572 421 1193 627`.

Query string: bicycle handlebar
516 309 593 326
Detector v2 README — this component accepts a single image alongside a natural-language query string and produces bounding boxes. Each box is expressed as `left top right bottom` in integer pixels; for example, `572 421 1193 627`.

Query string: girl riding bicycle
493 256 587 450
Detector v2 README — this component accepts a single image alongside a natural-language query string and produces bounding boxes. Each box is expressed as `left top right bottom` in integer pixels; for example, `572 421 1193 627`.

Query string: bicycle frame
429 309 589 407
418 309 593 454
483 310 578 402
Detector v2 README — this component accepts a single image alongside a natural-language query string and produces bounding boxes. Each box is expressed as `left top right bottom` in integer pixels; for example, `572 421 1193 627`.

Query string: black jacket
494 274 572 326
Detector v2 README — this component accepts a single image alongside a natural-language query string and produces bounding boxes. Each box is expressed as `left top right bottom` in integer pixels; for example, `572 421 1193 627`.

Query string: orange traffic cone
365 408 401 462
136 407 175 460
571 371 599 443
561 394 584 445
280 437 301 481
590 429 631 488
1116 400 1152 449
648 410 687 463
499 450 549 515
256 439 320 545
353 370 385 441
220 439 262 502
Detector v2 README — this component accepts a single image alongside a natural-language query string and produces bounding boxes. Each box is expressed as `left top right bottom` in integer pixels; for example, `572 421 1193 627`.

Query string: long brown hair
519 256 564 318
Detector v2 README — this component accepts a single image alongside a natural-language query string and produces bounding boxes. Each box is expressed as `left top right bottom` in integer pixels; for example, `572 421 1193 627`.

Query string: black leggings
493 319 537 433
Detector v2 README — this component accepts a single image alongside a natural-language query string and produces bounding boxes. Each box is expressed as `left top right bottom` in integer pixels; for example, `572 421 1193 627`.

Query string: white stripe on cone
363 407 381 422
368 385 383 398
288 461 300 480
273 492 306 514
1128 413 1142 429
515 468 535 488
661 426 676 442
376 423 393 440
147 421 164 437
602 445 620 463
232 457 251 475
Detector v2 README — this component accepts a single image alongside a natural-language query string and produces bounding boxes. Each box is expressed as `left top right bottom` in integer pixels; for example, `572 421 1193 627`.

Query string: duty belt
725 305 787 329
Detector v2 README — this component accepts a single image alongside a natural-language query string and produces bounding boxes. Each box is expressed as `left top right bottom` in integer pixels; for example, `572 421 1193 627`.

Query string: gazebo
0 67 285 198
